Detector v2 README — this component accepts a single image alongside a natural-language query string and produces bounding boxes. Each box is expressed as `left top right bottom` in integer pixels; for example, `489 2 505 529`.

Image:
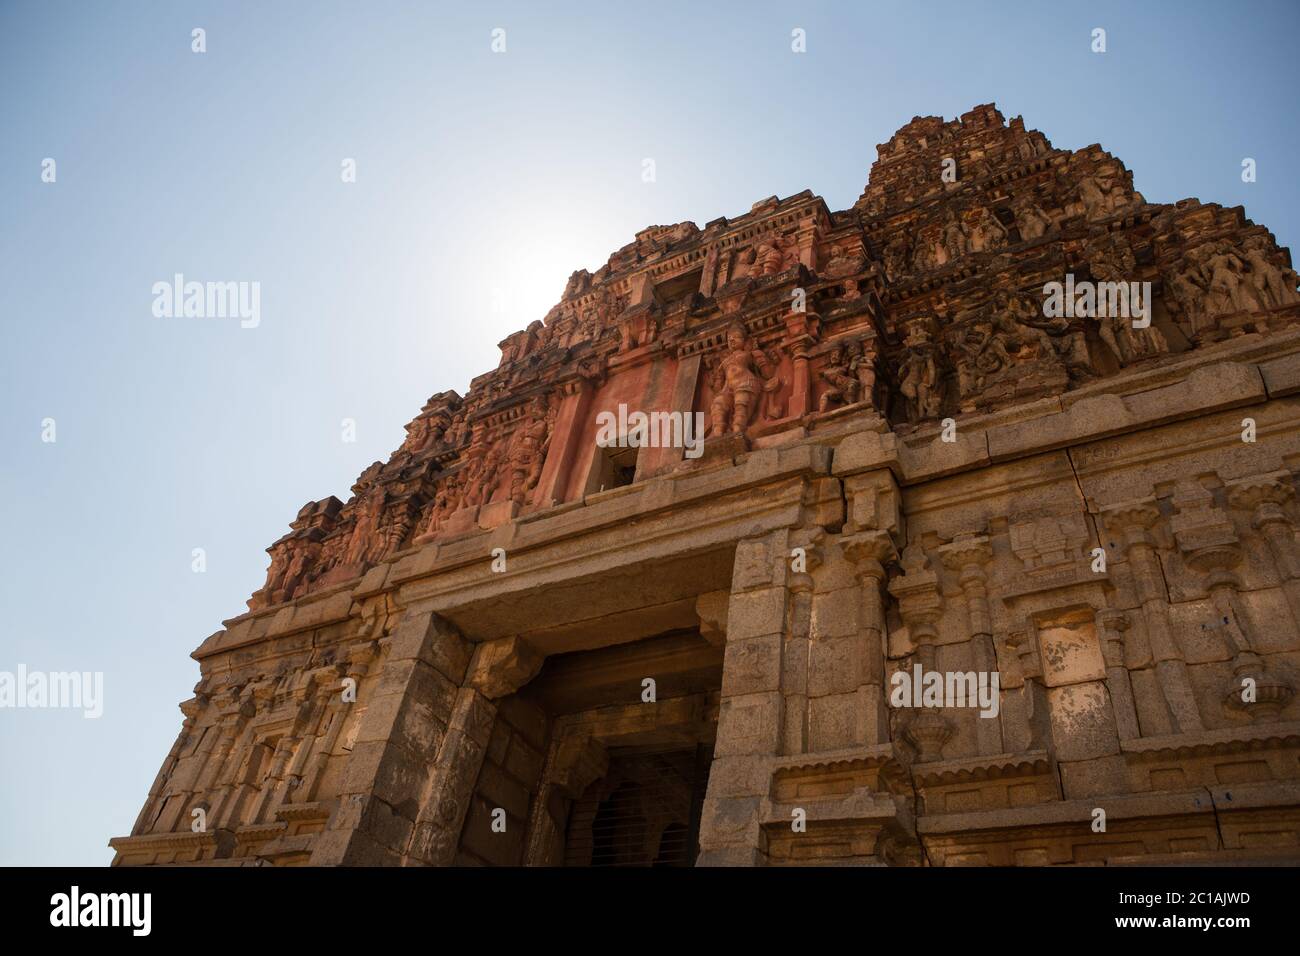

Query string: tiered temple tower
112 105 1300 866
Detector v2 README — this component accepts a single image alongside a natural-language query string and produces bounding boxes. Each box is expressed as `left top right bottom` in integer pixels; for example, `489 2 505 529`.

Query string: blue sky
1 0 1297 865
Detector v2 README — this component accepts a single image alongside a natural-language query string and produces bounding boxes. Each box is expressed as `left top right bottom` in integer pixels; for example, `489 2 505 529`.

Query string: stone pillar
782 310 820 420
1098 611 1141 741
697 529 791 866
938 533 1003 756
1103 500 1203 732
532 380 593 507
781 531 819 755
1228 475 1300 628
309 608 473 865
404 635 543 865
1002 622 1049 753
888 542 951 761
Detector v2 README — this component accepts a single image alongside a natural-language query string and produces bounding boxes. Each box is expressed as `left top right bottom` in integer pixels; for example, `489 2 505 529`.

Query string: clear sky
1 0 1297 865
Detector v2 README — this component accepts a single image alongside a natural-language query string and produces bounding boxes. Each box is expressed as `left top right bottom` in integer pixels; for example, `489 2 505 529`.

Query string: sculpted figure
419 475 462 538
279 545 316 602
1243 236 1300 309
1017 134 1046 160
912 228 938 272
939 209 968 264
1165 257 1208 336
883 235 911 282
1201 243 1263 319
709 322 784 435
343 486 386 566
751 234 788 276
456 433 496 510
1011 195 1052 241
992 290 1055 358
1088 244 1132 366
399 414 440 455
261 540 294 602
852 338 879 411
822 242 865 278
1078 168 1139 221
818 341 862 412
730 246 757 282
966 207 1007 254
952 318 1006 399
899 326 941 422
506 396 557 506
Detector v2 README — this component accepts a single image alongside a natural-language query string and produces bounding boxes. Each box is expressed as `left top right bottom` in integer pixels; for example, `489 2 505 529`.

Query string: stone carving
818 340 863 412
1077 166 1141 221
966 206 1007 254
1087 236 1168 365
1010 194 1053 241
343 481 387 567
707 322 786 435
122 104 1300 872
898 324 942 422
882 234 912 282
505 396 558 506
853 337 880 412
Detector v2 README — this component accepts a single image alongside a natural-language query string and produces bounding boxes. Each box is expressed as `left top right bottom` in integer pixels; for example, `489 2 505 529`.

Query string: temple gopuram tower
112 104 1300 866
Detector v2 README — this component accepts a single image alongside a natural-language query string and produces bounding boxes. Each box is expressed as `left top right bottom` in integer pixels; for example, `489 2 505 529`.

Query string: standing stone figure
1011 195 1053 241
709 322 783 435
506 396 557 506
1201 243 1263 319
852 338 879 411
1243 236 1300 309
899 325 941 422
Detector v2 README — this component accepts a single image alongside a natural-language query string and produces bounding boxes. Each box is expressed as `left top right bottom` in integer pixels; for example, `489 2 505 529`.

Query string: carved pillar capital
840 529 896 581
939 532 994 640
1101 498 1162 551
888 543 943 657
1227 473 1295 533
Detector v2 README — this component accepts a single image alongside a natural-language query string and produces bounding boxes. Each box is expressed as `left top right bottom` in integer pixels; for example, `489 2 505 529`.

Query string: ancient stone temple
112 104 1300 866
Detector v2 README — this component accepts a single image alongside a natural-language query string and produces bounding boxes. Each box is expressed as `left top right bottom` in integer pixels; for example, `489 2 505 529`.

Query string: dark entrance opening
564 744 712 867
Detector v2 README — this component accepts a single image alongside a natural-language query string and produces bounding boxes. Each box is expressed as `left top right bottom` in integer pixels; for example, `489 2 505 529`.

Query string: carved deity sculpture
1202 243 1262 319
279 542 317 602
1089 240 1167 364
419 474 462 538
456 432 498 511
938 209 968 265
709 322 784 435
883 235 912 282
260 540 295 603
852 338 879 411
818 341 862 412
1243 236 1300 310
966 207 1007 254
952 316 1011 400
342 485 387 567
1011 195 1053 241
505 396 557 506
899 325 942 422
1165 257 1209 336
752 235 783 276
1078 168 1140 221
